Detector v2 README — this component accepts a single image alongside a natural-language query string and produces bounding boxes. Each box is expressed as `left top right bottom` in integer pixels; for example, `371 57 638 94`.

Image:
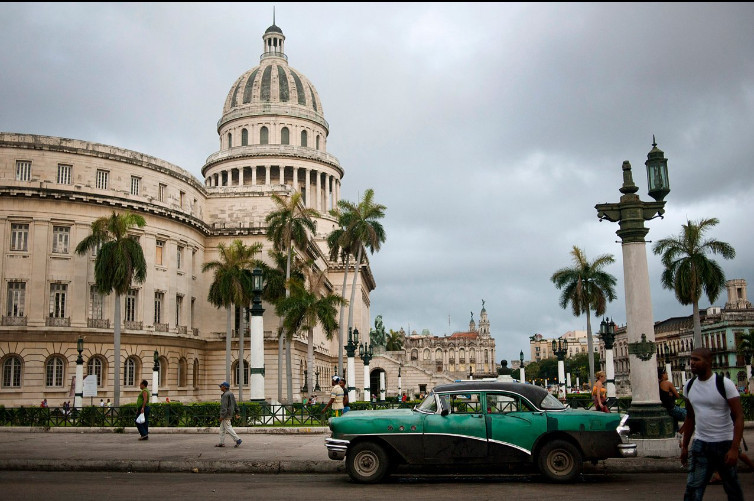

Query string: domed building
0 22 375 406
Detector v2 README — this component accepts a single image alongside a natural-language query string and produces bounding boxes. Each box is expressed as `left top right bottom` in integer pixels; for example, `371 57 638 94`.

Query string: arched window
300 130 308 147
316 135 320 150
484 350 489 363
281 127 289 145
46 355 65 387
435 348 443 361
410 349 418 361
241 128 248 146
124 357 138 387
178 357 187 387
260 126 269 145
158 357 168 387
423 349 430 360
459 348 466 363
233 360 249 386
227 132 232 148
87 356 106 387
193 359 199 388
2 355 22 387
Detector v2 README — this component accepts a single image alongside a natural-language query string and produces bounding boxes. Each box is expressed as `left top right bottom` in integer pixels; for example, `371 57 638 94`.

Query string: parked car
325 380 636 483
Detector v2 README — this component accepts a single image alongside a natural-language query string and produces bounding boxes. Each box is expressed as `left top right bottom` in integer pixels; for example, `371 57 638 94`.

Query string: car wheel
537 439 582 483
346 441 390 483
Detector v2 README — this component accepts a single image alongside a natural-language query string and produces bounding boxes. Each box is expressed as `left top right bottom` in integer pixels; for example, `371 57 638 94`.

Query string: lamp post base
626 403 675 438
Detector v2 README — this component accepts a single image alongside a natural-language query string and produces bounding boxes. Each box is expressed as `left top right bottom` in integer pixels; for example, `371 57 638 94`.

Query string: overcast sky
2 3 753 364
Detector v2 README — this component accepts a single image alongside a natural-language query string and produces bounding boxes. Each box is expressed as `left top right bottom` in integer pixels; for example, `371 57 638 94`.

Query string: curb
0 459 345 474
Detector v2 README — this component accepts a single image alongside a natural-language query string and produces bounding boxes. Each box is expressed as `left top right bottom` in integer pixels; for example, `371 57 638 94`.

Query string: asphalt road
0 471 747 501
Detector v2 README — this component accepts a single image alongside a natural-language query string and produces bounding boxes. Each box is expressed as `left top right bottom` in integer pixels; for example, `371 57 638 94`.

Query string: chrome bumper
616 413 637 457
325 437 349 460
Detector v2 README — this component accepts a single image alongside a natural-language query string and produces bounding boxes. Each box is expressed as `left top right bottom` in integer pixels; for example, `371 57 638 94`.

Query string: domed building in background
0 22 375 405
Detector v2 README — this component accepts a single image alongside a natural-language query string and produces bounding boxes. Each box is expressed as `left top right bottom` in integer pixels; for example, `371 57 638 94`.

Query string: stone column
265 165 271 186
379 372 386 401
251 166 257 186
315 170 321 211
363 363 370 402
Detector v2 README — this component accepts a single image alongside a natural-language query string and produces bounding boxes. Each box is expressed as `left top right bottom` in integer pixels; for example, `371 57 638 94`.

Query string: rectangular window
46 358 64 387
15 160 31 181
154 291 164 324
95 169 109 190
49 283 67 318
177 246 183 269
57 164 72 185
90 285 104 320
10 223 29 251
179 191 185 208
155 240 164 266
52 226 70 254
125 289 138 322
6 282 26 317
176 295 183 326
130 176 140 195
158 183 166 202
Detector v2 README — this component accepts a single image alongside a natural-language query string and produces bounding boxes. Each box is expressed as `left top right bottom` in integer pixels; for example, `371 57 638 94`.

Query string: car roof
432 381 548 403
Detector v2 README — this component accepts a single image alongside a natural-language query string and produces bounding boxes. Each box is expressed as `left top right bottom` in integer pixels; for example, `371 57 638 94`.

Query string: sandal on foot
215 443 225 447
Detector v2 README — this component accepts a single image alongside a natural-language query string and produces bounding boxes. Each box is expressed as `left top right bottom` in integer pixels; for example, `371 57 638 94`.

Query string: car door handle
472 414 483 418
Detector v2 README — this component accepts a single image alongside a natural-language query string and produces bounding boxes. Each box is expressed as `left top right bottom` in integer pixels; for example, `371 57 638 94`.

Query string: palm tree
326 207 359 378
277 263 346 394
337 189 386 339
652 218 736 349
75 211 147 407
201 240 262 394
253 249 306 403
737 329 754 380
551 246 617 389
265 192 318 402
385 329 404 352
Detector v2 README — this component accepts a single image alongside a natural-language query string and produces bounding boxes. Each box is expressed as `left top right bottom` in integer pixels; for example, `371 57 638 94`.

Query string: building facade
0 22 376 406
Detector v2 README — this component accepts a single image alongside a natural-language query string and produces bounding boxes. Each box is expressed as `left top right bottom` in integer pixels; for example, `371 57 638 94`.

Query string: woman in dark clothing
658 367 686 431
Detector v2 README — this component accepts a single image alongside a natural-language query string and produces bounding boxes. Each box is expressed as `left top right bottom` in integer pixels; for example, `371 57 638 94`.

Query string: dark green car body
326 381 636 483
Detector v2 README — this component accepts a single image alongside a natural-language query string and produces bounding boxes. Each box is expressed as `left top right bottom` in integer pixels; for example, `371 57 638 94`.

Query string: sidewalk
0 425 751 475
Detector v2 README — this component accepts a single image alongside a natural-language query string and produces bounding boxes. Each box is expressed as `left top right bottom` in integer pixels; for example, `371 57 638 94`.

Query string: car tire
537 439 582 483
346 441 390 483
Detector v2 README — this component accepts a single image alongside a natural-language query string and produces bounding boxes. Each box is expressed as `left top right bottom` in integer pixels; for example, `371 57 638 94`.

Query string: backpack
686 373 747 450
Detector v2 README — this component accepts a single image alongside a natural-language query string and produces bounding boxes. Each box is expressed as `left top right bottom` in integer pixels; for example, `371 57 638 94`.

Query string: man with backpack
681 347 744 500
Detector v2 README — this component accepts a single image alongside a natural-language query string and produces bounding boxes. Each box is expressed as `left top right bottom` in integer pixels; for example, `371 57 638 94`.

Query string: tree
385 329 404 352
336 189 386 340
551 246 617 390
201 239 262 394
652 217 735 349
253 249 306 403
265 192 318 402
326 207 360 378
569 351 601 387
277 263 346 394
737 329 754 380
75 211 147 407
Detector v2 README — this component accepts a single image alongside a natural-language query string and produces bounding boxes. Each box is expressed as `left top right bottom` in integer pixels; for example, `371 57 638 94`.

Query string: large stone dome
219 24 327 132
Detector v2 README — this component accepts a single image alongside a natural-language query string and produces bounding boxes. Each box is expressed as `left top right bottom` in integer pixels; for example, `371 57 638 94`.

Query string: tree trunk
225 306 232 383
113 293 122 407
285 335 293 403
586 306 595 392
238 305 244 402
347 246 363 335
277 325 283 403
307 328 315 394
337 254 350 378
692 300 702 349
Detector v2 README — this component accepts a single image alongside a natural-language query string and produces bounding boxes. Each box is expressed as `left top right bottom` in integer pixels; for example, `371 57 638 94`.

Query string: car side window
486 392 535 414
450 392 482 414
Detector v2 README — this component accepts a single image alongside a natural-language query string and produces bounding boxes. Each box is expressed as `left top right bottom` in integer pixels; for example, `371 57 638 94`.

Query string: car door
423 391 487 461
485 391 548 462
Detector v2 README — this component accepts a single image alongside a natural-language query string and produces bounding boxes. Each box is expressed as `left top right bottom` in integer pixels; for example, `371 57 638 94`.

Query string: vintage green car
325 381 636 483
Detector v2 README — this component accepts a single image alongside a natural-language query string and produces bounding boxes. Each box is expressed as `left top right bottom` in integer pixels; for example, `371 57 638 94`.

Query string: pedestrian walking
135 380 151 440
592 371 609 412
681 347 744 500
340 378 350 413
216 381 242 448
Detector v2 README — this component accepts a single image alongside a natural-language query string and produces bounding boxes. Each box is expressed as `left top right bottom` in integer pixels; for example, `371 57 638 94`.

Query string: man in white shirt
323 376 345 417
681 347 743 500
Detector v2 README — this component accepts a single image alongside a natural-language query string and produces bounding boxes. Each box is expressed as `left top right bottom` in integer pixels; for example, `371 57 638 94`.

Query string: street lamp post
397 364 402 399
664 343 673 385
345 328 359 404
152 350 159 403
250 268 266 402
74 337 84 408
595 138 674 438
519 350 525 383
600 318 618 398
359 341 373 402
552 338 568 400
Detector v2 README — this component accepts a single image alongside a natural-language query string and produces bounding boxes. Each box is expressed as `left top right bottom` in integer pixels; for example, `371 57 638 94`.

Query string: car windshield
539 392 567 410
416 392 438 413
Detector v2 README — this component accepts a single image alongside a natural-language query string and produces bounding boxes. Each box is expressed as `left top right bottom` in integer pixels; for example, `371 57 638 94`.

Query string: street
0 471 746 500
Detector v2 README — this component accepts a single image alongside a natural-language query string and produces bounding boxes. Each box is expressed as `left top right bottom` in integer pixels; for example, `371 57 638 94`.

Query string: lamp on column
74 337 84 408
152 350 160 403
250 267 266 402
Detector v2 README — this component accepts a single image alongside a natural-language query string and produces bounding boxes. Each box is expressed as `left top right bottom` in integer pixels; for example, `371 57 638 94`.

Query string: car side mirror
441 408 449 417
440 398 450 416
